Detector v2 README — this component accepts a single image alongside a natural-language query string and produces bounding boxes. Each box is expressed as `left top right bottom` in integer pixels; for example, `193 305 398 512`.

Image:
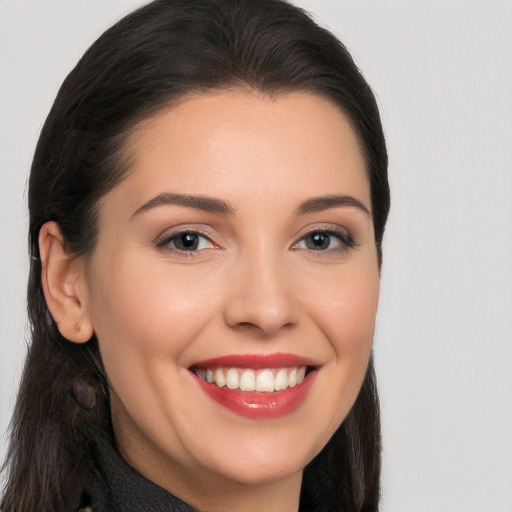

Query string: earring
78 489 94 512
72 381 97 410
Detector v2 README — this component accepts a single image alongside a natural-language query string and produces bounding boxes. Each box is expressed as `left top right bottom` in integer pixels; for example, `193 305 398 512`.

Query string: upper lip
190 352 319 370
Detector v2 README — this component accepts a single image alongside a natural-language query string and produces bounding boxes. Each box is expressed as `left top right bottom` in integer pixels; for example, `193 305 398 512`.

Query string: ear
39 221 94 343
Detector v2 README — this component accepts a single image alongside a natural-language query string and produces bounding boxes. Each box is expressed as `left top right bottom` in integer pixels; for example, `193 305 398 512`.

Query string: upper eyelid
293 223 353 240
154 224 215 238
154 227 216 248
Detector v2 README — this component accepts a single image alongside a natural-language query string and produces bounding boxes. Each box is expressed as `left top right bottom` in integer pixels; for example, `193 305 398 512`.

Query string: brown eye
157 231 211 251
173 232 201 251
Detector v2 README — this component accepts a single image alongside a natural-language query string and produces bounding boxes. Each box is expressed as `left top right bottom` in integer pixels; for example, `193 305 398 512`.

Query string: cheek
308 261 379 352
87 257 219 382
305 260 379 409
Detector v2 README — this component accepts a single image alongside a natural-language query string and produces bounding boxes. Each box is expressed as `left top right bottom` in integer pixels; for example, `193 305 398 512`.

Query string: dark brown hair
1 1 389 510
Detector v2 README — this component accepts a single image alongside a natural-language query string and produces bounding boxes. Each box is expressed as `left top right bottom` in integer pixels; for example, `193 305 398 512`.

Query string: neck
177 471 302 512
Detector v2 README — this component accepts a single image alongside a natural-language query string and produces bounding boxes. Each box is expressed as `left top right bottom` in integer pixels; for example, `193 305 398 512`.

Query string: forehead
108 89 370 215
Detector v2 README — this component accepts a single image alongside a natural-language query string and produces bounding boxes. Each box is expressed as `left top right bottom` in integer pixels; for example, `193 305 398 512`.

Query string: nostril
230 320 297 336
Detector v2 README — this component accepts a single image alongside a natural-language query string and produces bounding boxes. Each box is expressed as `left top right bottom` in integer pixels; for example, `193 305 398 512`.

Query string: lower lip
192 371 316 419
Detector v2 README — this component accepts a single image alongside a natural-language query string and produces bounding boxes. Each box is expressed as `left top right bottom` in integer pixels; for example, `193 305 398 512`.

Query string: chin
199 434 319 487
214 460 304 487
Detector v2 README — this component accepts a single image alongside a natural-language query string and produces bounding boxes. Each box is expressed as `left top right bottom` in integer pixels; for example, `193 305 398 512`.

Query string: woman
1 0 389 511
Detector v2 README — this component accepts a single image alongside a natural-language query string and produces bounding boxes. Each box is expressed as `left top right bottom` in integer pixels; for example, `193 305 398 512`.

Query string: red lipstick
191 352 317 369
189 353 318 419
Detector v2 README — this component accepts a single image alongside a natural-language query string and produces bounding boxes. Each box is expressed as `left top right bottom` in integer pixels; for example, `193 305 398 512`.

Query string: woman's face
82 90 379 495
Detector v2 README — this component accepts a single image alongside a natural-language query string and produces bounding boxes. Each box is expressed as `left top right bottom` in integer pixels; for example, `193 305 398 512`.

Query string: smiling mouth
193 366 308 393
189 353 318 418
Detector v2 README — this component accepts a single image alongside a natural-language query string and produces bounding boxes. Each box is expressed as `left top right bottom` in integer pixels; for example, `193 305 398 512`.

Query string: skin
40 90 380 512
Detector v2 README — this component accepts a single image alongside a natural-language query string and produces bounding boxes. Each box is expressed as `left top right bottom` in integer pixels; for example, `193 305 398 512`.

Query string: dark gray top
79 442 195 512
78 440 314 512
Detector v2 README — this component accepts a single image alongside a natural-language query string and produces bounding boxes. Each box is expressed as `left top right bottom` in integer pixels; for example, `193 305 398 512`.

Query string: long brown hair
1 1 389 510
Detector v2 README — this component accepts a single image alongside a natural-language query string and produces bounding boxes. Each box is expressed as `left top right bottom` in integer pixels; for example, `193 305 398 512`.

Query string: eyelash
292 229 356 253
154 227 356 255
154 229 215 253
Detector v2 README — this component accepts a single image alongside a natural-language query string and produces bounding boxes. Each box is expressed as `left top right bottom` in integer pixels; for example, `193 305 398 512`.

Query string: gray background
1 1 511 510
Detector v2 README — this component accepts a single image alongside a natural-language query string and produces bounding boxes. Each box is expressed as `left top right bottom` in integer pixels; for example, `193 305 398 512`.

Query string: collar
87 440 195 512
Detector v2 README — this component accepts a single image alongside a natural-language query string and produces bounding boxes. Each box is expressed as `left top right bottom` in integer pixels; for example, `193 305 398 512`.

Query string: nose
223 251 299 336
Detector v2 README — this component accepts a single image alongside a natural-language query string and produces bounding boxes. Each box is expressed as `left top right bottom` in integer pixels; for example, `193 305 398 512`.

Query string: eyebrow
132 192 370 218
296 195 371 217
132 193 235 217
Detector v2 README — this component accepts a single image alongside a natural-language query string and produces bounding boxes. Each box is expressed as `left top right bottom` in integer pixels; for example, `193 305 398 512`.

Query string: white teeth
197 366 309 393
274 369 288 391
288 368 297 387
215 369 226 387
256 369 275 392
226 368 239 390
239 370 256 391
